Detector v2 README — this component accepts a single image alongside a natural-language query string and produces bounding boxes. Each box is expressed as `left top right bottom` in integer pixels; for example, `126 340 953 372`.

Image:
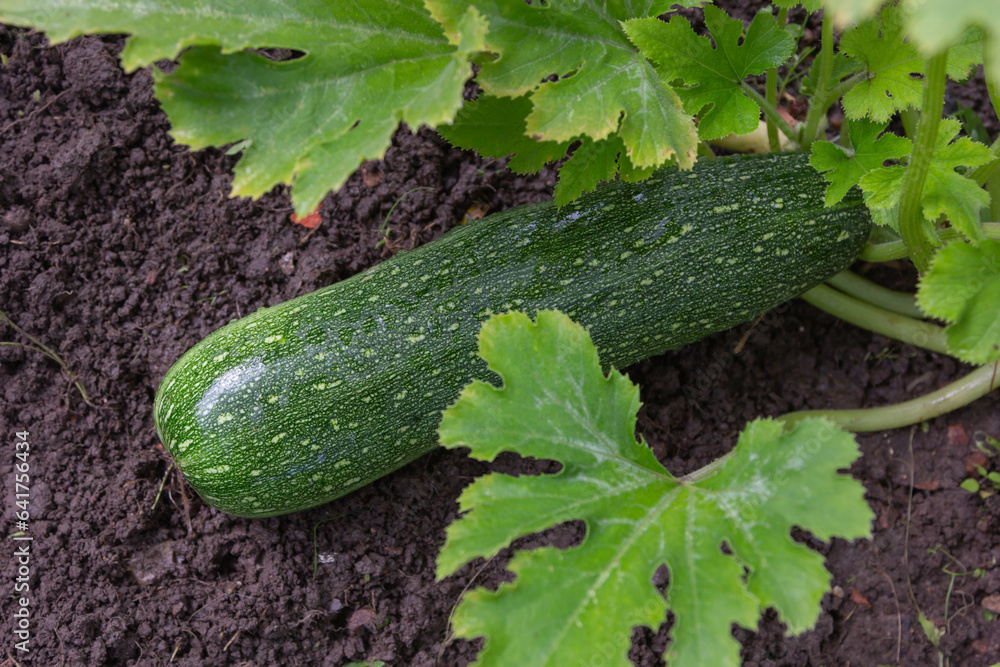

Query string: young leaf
438 310 873 667
624 6 797 142
839 6 923 122
0 0 485 214
809 119 911 206
826 1 995 91
438 95 570 175
894 2 996 90
917 240 1000 364
858 119 994 239
427 0 700 171
944 26 986 82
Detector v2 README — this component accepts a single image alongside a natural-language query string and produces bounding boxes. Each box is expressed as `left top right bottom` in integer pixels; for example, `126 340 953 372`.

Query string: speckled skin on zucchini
153 152 871 517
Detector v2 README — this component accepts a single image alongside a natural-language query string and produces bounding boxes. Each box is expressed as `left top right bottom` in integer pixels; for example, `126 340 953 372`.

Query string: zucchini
154 152 870 517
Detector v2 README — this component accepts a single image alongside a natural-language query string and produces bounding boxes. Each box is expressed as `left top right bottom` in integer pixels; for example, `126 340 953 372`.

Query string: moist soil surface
3 4 1000 666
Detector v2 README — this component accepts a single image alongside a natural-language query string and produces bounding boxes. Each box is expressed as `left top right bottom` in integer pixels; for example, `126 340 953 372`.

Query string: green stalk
1 310 91 403
800 13 834 150
801 284 950 355
766 7 790 153
824 72 867 110
972 39 1000 205
986 33 1000 125
989 170 1000 223
860 223 1000 262
778 361 1000 432
825 270 925 319
741 82 800 144
900 107 920 141
897 52 948 273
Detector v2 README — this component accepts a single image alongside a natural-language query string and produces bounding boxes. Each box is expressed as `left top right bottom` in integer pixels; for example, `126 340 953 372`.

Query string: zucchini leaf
809 119 911 207
858 119 994 239
427 0 700 176
918 240 1000 364
0 0 486 214
552 137 627 206
438 95 570 176
623 6 798 143
438 310 873 667
827 0 996 93
839 6 924 123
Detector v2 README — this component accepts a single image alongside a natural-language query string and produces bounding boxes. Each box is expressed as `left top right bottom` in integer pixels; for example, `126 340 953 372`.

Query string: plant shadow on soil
2 3 1000 665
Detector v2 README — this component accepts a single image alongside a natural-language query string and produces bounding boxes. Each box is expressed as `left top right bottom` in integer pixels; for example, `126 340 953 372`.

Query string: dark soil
3 5 1000 666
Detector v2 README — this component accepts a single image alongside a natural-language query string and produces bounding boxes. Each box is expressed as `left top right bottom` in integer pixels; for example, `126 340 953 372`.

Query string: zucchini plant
4 0 1000 665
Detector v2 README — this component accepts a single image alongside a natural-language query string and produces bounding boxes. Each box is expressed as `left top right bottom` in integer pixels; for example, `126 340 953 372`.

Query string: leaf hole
253 48 307 62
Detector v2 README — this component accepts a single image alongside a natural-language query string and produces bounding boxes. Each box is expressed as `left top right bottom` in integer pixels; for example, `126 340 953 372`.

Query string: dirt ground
3 4 1000 666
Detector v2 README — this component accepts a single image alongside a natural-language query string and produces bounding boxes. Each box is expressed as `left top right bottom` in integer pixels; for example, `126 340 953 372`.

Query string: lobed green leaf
859 119 994 239
826 0 996 93
438 310 873 667
0 0 486 214
427 0 700 171
839 6 923 122
624 6 797 142
809 119 911 206
918 240 1000 364
438 95 570 175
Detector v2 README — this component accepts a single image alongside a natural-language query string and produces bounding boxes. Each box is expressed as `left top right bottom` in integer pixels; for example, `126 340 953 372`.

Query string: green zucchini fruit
154 152 871 517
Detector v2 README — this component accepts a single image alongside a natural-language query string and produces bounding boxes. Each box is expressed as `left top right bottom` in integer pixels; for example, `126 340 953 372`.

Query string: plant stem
825 270 925 319
766 7 790 153
824 72 867 109
986 167 1000 223
897 51 948 273
801 283 950 355
860 223 1000 261
741 82 800 144
800 13 834 150
0 310 91 403
377 186 435 247
778 361 1000 432
900 107 920 140
972 37 1000 209
766 69 781 152
986 33 1000 125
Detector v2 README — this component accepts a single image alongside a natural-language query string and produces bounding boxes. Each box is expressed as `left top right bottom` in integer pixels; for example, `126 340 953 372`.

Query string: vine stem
800 284 950 355
860 223 1000 262
741 82 800 144
824 72 867 109
778 361 1000 432
986 33 1000 125
1 310 91 404
765 7 790 152
896 51 948 273
978 34 1000 220
799 13 834 150
825 270 925 319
